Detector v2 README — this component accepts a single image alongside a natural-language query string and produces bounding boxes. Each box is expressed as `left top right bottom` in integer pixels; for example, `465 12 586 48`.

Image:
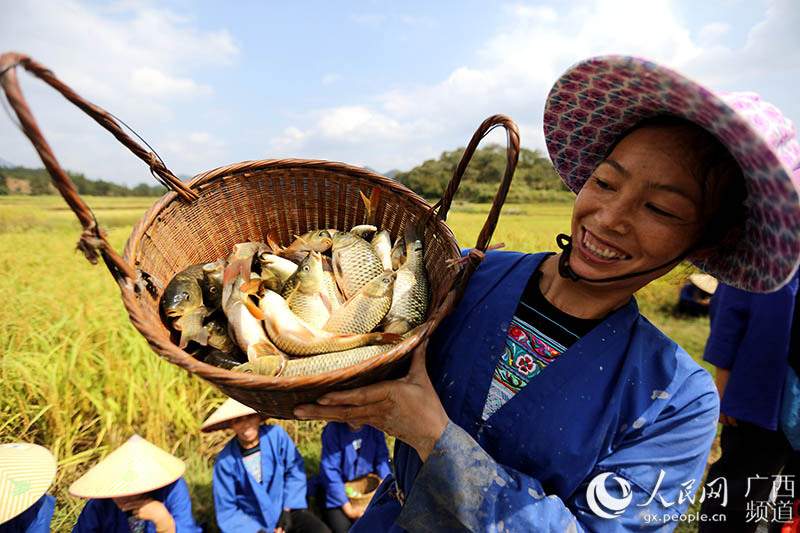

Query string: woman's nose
596 196 633 235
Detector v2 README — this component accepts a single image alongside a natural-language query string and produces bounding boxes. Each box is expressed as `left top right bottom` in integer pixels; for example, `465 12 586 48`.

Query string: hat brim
68 435 185 499
200 398 264 433
0 443 57 523
544 55 800 293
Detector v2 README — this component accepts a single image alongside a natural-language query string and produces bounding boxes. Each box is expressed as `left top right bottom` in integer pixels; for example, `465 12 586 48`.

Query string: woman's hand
115 497 175 533
294 339 450 461
342 501 364 521
713 367 737 426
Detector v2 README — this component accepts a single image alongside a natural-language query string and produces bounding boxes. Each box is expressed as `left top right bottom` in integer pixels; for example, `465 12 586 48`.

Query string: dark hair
609 115 748 255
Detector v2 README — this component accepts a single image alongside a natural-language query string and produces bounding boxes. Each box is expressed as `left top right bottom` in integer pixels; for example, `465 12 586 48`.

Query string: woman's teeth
583 232 628 260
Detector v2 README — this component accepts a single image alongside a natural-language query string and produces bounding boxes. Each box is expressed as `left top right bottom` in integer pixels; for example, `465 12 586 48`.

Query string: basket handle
0 52 198 281
433 114 520 286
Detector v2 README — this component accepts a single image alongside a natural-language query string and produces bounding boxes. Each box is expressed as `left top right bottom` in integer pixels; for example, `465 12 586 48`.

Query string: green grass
0 195 713 531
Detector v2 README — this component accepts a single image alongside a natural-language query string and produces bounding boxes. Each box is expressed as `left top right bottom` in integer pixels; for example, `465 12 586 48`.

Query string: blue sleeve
703 284 750 369
397 373 719 532
164 478 201 533
213 452 266 533
72 499 102 533
373 433 391 479
320 428 349 509
17 494 55 533
280 430 309 510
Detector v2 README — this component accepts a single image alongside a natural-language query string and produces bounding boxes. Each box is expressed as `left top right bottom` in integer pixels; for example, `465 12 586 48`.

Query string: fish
324 271 395 335
248 290 401 356
331 231 385 300
204 315 236 353
281 251 332 329
234 344 396 377
372 230 393 271
222 274 284 361
201 260 226 311
223 242 268 285
161 264 210 348
202 348 247 370
349 224 378 239
258 252 298 285
391 235 407 270
321 256 343 311
380 227 430 334
267 229 333 255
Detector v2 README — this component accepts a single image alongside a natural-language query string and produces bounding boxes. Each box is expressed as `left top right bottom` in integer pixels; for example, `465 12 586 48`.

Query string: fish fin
359 189 371 224
223 257 252 286
244 298 265 320
247 340 280 359
266 230 285 254
383 320 411 335
176 309 210 348
372 332 403 345
240 279 261 295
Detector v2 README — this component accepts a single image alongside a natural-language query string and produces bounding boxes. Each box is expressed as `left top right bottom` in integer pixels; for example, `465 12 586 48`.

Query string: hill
395 144 566 203
0 166 167 196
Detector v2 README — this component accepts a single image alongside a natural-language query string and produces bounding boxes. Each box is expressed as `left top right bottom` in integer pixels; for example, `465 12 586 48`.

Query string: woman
0 443 56 533
71 435 201 533
294 55 800 531
202 398 329 533
316 422 391 533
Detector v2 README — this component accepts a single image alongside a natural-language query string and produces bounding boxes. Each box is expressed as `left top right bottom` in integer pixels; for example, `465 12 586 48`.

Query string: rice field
0 194 712 531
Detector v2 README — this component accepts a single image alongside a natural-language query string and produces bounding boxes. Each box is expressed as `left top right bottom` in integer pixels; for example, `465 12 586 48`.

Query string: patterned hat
544 55 800 293
68 435 185 499
200 398 262 433
0 443 56 524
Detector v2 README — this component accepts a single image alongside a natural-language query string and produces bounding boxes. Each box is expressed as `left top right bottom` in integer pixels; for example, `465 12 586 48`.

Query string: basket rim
121 157 463 391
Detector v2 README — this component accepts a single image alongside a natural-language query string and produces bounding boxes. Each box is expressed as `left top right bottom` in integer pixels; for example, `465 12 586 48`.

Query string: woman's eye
593 177 613 190
646 204 678 218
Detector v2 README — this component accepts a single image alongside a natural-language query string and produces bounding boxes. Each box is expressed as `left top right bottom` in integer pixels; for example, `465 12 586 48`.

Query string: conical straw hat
201 398 261 433
68 435 184 499
0 443 56 524
688 273 719 295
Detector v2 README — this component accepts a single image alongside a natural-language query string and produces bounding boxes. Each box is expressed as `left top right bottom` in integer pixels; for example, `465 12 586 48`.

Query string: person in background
316 422 391 533
677 273 717 316
71 434 201 533
699 271 799 532
202 398 329 533
0 443 56 533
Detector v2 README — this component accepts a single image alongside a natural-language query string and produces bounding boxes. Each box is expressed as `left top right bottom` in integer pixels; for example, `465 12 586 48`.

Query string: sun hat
0 443 56 524
544 55 800 293
688 273 718 295
201 398 264 433
68 435 185 499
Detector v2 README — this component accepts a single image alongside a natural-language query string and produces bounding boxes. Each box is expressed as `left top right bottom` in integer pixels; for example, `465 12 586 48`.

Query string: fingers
315 382 394 406
294 400 391 426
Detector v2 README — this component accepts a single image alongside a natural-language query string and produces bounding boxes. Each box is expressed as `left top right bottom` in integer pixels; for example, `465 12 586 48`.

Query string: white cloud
269 0 798 173
0 0 238 184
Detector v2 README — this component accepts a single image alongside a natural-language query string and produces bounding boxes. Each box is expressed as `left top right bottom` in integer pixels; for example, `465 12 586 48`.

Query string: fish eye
181 291 189 299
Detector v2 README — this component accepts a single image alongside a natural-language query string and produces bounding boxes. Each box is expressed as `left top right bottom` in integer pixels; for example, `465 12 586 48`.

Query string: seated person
677 273 717 316
70 434 201 533
202 398 329 533
316 422 391 533
0 443 56 533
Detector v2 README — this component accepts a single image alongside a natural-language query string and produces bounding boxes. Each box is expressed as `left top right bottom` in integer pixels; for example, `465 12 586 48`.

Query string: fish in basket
0 52 520 419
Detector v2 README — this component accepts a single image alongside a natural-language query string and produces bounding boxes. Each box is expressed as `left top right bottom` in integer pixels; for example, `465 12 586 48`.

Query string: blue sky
1 0 798 185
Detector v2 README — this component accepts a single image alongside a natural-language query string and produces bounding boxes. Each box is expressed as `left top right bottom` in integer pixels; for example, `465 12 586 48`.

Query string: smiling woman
293 55 800 532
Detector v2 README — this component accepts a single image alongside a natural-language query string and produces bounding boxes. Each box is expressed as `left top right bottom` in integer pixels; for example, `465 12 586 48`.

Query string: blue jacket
0 495 54 533
212 424 308 533
353 251 719 532
317 422 391 509
72 478 200 533
703 272 798 430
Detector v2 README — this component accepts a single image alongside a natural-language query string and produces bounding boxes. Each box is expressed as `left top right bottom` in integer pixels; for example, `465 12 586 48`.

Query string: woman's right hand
714 367 737 426
342 501 364 521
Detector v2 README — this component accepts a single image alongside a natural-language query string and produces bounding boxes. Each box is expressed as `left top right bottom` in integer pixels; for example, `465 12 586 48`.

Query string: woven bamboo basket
345 474 381 513
0 53 520 418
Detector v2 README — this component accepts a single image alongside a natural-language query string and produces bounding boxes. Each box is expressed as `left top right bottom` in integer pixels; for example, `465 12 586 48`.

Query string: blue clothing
71 478 200 533
317 423 391 509
0 495 55 533
213 424 308 533
703 272 798 430
353 251 719 532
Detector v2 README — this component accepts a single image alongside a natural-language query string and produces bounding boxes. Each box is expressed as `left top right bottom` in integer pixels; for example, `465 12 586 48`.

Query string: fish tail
266 230 285 255
223 258 252 286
